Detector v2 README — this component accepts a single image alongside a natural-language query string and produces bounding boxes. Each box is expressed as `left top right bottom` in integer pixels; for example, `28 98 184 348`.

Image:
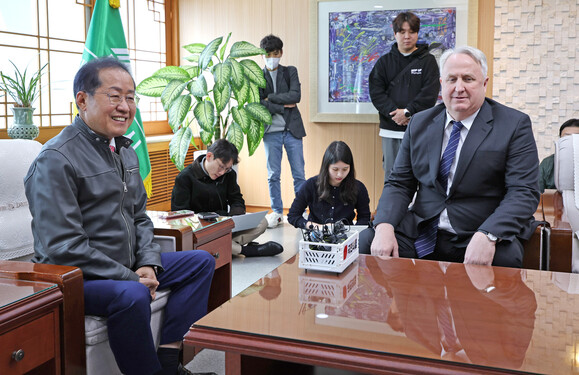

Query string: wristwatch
482 284 496 293
404 108 412 118
478 230 498 243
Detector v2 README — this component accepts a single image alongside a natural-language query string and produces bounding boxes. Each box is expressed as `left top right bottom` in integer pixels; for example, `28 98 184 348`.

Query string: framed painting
309 0 478 123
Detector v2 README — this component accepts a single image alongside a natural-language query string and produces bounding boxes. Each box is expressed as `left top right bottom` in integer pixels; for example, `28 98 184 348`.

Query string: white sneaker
266 212 284 228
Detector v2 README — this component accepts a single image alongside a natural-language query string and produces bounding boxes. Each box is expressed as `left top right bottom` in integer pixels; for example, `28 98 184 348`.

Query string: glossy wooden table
148 211 235 311
185 254 579 374
0 278 62 375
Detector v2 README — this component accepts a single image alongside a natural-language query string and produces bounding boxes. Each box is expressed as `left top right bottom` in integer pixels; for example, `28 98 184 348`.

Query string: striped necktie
414 121 464 258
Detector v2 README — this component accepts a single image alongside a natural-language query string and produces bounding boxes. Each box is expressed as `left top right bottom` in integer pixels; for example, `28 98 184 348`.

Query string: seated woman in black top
287 141 371 228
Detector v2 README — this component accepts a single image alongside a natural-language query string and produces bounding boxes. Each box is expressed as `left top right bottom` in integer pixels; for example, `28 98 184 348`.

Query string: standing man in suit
259 34 307 228
360 46 540 267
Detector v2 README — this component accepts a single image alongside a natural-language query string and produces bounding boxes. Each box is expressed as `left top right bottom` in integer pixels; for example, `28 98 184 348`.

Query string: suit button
446 199 452 204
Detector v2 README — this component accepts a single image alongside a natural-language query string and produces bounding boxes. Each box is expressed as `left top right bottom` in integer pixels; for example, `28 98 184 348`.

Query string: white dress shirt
438 110 480 233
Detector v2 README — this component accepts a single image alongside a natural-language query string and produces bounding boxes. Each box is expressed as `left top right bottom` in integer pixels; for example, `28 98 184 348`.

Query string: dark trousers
84 250 215 375
359 227 523 268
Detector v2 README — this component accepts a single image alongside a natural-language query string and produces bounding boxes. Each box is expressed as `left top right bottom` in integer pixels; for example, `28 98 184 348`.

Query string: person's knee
358 227 375 254
115 282 151 313
492 240 523 268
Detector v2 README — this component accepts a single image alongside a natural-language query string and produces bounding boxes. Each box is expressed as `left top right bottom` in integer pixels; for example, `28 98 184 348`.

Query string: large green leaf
153 66 190 81
219 32 232 61
227 59 245 89
213 83 231 114
240 59 267 87
229 41 265 58
226 121 244 152
232 78 249 106
183 54 200 63
161 80 188 110
169 126 193 171
190 74 208 97
194 100 215 132
136 76 171 97
168 95 192 131
181 65 200 79
246 120 264 156
246 82 261 103
183 43 206 54
199 37 222 71
200 128 214 146
213 62 231 88
245 102 272 124
231 106 252 133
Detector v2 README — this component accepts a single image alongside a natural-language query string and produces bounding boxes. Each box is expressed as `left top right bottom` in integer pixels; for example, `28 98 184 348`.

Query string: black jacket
171 155 245 216
369 43 440 132
259 64 306 139
25 116 161 281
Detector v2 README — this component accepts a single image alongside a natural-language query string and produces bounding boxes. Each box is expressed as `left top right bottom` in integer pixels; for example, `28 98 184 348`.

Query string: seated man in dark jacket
25 57 214 375
171 139 283 257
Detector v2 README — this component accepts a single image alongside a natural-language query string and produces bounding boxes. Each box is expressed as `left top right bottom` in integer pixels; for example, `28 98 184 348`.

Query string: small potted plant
136 33 272 170
0 60 47 140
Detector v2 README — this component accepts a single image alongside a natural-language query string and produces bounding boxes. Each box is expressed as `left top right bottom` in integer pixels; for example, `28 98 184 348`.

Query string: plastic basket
298 230 359 273
298 262 359 307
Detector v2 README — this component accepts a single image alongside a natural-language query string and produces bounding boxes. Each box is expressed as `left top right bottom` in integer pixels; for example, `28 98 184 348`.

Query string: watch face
404 111 412 118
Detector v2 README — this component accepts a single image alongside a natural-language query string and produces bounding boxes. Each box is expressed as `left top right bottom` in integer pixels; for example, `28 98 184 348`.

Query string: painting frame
309 0 479 123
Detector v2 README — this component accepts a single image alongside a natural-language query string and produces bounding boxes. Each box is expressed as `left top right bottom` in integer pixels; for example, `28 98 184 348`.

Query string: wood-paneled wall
179 0 494 213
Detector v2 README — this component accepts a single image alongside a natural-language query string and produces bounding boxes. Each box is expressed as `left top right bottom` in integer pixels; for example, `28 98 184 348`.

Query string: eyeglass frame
216 158 233 174
93 91 140 108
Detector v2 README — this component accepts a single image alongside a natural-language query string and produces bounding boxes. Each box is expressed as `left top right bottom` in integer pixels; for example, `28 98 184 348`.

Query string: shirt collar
444 109 481 131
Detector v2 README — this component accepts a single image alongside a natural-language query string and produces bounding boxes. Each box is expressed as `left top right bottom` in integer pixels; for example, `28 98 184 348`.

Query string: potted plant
136 33 272 170
0 60 47 140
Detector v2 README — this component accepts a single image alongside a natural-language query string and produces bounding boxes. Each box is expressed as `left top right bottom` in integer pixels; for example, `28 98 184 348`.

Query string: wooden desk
0 278 63 375
540 190 572 272
148 212 235 311
185 254 578 375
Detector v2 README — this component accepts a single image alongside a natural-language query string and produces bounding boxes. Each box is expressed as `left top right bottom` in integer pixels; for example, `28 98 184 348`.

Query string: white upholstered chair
554 133 579 273
0 139 42 261
0 138 173 374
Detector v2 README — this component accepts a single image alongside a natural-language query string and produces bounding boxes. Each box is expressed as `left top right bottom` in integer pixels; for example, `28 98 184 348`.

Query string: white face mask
264 57 280 71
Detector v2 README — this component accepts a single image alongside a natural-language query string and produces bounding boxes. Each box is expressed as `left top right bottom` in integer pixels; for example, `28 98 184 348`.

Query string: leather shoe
241 241 283 257
177 363 217 375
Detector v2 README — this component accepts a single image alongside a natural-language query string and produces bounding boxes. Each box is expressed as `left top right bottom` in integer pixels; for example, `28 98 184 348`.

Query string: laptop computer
231 210 269 233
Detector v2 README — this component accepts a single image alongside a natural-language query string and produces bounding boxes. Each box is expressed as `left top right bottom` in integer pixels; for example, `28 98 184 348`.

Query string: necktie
414 121 464 258
109 144 116 153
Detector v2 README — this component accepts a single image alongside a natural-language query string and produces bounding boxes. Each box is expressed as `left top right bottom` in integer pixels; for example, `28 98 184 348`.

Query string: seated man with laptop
171 139 283 257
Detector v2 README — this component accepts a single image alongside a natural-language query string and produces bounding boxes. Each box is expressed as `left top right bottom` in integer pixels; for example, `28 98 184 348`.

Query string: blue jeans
263 131 306 214
83 250 215 375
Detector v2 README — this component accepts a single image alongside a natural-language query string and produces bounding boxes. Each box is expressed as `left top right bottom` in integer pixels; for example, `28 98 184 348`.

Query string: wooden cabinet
0 279 63 375
148 211 234 312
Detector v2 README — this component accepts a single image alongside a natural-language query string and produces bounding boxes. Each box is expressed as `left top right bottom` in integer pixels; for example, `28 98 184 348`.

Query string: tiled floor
185 220 301 374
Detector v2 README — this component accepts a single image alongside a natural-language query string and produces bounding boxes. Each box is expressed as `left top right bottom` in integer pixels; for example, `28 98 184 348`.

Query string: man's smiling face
77 67 136 140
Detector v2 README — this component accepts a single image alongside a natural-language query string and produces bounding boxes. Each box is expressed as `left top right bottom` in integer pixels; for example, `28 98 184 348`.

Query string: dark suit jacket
374 98 540 243
259 64 306 139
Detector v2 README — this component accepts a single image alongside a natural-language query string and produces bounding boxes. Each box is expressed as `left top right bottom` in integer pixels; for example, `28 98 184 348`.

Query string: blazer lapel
450 100 493 193
428 110 447 191
263 67 274 93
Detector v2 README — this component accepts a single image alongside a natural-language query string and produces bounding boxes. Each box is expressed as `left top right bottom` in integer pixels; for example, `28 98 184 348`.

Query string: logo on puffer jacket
411 69 423 75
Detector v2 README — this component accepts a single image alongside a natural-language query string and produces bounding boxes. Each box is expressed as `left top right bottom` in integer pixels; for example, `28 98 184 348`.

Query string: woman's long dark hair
316 141 357 204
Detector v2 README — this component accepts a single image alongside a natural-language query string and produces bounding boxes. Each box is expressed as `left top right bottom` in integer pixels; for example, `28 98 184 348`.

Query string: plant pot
8 107 39 140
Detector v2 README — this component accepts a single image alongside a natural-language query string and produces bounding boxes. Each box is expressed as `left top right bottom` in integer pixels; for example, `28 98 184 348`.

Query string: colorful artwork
328 8 456 103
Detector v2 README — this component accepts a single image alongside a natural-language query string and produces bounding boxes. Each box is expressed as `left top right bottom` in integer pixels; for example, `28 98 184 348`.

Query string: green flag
81 0 152 197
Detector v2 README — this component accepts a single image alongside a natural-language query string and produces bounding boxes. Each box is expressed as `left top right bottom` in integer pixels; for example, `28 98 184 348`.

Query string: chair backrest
554 134 578 193
0 139 43 260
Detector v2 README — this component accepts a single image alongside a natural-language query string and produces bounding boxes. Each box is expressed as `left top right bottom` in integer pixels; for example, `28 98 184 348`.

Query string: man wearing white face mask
259 34 307 228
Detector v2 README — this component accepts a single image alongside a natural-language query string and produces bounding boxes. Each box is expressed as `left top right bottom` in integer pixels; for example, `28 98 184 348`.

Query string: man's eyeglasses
216 159 233 174
95 92 139 108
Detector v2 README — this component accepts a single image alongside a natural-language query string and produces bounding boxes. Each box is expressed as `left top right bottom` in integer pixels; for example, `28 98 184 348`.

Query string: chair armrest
0 261 86 375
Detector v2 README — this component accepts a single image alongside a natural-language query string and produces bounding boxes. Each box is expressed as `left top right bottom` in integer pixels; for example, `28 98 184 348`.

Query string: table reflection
302 256 537 369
